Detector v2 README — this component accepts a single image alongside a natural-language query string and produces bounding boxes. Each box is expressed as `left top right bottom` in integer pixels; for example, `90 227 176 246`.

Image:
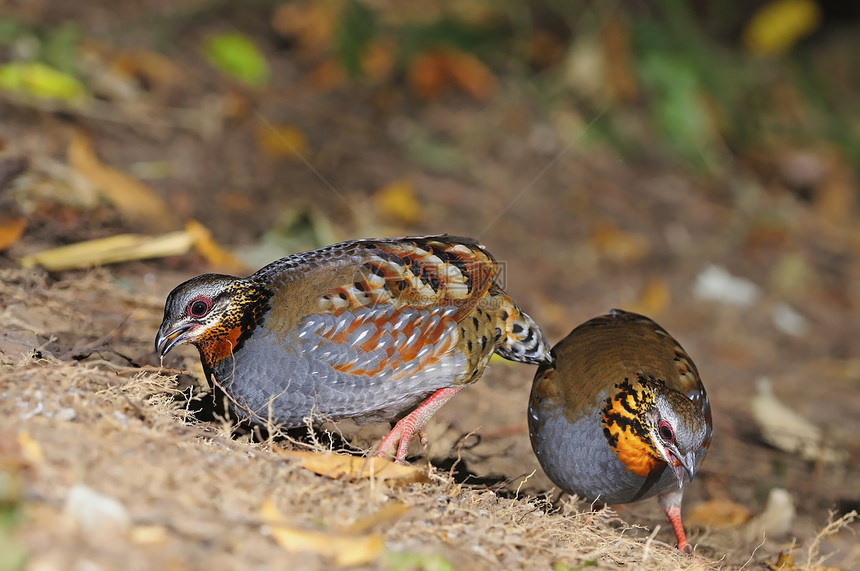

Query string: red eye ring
658 420 674 442
187 296 211 318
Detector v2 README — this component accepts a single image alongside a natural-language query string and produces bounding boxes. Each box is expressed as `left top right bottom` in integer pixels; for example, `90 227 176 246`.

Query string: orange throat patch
198 325 242 367
601 379 664 477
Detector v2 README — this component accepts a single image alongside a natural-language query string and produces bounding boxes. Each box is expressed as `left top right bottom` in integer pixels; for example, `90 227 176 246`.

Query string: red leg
375 386 462 463
665 505 690 553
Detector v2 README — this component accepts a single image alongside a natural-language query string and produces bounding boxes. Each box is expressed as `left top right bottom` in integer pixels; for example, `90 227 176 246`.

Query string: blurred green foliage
1 0 857 177
203 31 270 86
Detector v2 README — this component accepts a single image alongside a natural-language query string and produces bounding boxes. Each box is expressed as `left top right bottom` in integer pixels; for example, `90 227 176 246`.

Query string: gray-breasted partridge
156 235 551 462
528 309 712 551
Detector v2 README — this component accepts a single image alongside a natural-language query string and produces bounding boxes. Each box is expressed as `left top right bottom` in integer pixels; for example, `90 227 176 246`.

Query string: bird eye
187 297 211 318
658 420 674 442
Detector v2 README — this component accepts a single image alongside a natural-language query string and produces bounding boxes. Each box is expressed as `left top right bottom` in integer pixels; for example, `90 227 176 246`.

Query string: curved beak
667 449 697 489
155 322 194 356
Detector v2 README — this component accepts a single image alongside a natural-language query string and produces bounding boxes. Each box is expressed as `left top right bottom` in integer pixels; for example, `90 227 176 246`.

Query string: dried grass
0 269 854 570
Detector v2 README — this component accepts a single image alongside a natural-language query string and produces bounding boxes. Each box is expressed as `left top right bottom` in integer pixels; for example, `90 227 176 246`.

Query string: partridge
156 235 551 462
528 309 712 551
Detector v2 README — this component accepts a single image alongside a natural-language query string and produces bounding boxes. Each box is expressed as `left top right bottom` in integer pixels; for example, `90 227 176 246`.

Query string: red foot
374 386 462 463
665 505 691 552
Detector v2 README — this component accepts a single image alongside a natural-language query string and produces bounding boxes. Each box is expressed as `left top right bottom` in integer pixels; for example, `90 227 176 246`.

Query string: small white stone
693 264 761 307
64 484 131 534
55 408 77 421
771 303 809 337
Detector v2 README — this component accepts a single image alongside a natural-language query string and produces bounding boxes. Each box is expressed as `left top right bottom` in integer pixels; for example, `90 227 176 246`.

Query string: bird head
602 375 709 487
155 274 270 368
644 384 710 489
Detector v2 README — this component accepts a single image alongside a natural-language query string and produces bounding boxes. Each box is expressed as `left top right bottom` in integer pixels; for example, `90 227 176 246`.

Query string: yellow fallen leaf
0 62 87 101
345 502 410 534
67 131 177 231
185 219 248 273
261 498 384 566
767 550 794 570
743 0 821 56
17 431 45 465
0 217 26 250
130 524 169 546
276 450 430 484
373 180 422 225
19 231 194 271
256 123 312 160
628 277 670 316
686 498 752 528
589 220 650 263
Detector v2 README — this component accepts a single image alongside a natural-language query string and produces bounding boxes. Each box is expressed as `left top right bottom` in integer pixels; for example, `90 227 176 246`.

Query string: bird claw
417 429 430 448
374 418 416 464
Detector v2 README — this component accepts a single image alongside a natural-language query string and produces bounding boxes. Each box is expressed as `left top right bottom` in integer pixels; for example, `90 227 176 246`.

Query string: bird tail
485 286 551 365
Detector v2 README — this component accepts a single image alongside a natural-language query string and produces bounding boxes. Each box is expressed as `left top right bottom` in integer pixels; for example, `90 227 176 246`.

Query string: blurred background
0 0 858 567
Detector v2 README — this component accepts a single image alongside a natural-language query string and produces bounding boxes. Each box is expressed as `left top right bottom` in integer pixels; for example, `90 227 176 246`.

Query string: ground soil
1 3 859 570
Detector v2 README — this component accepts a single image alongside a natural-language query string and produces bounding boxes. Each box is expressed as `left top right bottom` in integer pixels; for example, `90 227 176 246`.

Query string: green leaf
41 21 81 75
0 62 87 101
203 32 269 87
0 18 23 45
335 0 377 78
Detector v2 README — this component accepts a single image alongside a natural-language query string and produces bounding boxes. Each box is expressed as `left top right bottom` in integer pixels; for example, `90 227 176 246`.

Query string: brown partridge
156 235 551 462
528 309 712 551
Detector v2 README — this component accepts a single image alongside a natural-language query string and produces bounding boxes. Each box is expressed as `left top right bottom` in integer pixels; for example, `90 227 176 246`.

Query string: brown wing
542 310 709 421
254 235 498 335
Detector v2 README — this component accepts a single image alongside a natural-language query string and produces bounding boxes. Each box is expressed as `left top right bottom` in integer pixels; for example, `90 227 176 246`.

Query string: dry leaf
409 48 497 101
767 550 794 570
130 525 169 546
17 431 45 465
589 220 650 263
19 231 194 271
443 49 497 101
751 378 845 463
111 50 182 91
276 450 430 484
272 1 336 54
362 40 397 84
743 0 821 56
602 14 637 102
408 50 449 99
372 180 422 225
814 161 856 227
185 220 248 274
528 31 566 70
67 131 177 231
309 58 348 91
628 277 670 315
261 498 384 566
686 498 752 528
256 123 312 160
0 217 26 250
345 502 410 534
